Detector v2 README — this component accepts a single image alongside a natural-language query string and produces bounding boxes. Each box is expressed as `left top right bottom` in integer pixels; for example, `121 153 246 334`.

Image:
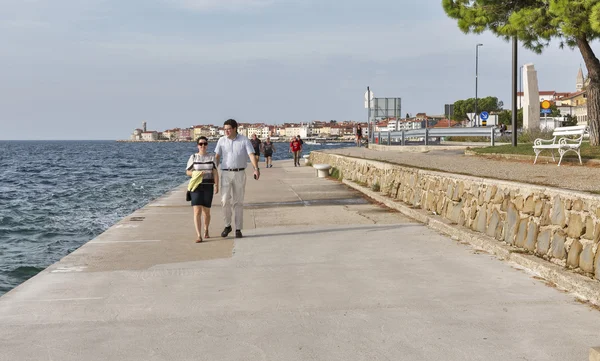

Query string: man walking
214 119 261 239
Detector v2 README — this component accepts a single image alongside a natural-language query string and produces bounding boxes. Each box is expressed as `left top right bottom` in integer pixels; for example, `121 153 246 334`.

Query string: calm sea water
0 140 352 296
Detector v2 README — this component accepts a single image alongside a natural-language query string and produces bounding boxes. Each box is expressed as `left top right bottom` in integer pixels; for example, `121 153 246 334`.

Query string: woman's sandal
195 237 203 243
203 230 210 239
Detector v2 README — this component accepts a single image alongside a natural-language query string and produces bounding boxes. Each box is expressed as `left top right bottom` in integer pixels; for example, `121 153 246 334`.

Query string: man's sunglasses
197 143 208 146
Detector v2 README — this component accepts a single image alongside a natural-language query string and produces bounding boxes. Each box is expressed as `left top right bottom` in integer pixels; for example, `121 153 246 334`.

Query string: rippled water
0 140 352 296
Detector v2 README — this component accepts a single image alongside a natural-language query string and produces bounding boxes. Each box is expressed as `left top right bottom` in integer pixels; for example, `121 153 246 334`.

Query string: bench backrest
552 125 588 137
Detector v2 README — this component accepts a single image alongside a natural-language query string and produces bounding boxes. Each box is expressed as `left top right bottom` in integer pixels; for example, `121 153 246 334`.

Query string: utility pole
512 37 518 146
475 43 483 127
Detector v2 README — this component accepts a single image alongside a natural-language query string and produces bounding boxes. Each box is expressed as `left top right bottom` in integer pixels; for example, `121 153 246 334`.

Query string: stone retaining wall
310 151 600 281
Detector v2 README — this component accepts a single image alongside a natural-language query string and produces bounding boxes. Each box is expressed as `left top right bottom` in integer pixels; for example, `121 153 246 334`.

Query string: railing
374 127 500 146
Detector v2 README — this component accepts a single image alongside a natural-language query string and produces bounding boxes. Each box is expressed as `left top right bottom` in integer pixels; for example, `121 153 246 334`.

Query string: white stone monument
522 64 540 129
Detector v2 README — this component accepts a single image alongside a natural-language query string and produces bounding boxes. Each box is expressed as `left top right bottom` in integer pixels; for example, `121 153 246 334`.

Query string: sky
0 0 591 140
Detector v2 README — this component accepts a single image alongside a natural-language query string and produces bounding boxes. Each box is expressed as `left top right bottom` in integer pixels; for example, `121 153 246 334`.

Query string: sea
0 140 353 296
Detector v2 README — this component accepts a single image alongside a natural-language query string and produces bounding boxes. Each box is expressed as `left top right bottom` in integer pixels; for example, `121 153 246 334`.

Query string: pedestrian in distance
250 133 261 164
214 119 260 239
186 136 219 243
355 124 363 147
261 137 276 168
290 136 302 167
296 135 304 159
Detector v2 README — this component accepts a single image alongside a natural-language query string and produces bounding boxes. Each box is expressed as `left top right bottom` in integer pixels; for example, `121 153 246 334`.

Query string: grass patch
329 167 342 180
472 142 600 159
372 182 381 192
306 161 312 167
353 179 368 187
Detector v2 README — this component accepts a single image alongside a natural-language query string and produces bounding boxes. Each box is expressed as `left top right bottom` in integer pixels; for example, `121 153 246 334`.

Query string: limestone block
487 210 500 238
536 229 552 256
551 231 567 260
580 243 596 273
474 206 488 233
426 191 436 211
584 217 596 240
514 196 524 211
565 199 573 211
501 198 509 212
446 183 453 199
523 196 535 215
459 208 467 227
595 249 600 280
505 203 520 245
550 197 566 227
495 222 504 241
435 197 447 218
534 200 544 217
595 206 600 219
524 221 539 252
515 218 529 248
469 200 478 220
572 199 584 212
566 213 586 238
451 182 462 202
567 240 583 268
493 190 504 204
447 201 463 224
485 186 497 203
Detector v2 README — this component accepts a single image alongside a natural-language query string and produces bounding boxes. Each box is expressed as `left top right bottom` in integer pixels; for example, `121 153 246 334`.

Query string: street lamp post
475 43 483 127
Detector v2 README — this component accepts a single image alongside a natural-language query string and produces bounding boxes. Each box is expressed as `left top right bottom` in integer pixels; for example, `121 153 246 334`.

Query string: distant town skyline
0 0 588 140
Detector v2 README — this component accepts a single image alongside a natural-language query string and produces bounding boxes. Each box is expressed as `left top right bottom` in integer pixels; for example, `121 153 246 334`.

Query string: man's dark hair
224 119 238 129
197 136 208 144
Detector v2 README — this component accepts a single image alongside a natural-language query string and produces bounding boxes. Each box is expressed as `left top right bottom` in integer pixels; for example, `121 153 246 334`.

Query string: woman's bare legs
202 207 211 238
193 205 203 242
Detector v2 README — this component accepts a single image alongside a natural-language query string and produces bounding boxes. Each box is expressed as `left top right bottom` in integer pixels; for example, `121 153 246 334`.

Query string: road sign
480 111 489 120
541 100 551 109
541 109 552 114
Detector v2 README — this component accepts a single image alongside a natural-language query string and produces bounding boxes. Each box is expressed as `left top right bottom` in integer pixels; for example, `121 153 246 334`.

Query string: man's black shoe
235 230 243 238
221 225 232 238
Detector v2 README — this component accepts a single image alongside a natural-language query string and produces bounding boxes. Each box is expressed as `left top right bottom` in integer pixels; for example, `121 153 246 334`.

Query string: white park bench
533 125 588 166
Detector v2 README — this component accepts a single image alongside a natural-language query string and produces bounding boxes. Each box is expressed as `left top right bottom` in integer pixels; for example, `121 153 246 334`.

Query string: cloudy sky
0 0 589 140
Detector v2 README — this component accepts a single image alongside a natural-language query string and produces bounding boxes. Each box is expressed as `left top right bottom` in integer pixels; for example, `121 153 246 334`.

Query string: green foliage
452 96 504 121
563 114 578 126
443 0 600 145
330 167 342 180
372 182 381 192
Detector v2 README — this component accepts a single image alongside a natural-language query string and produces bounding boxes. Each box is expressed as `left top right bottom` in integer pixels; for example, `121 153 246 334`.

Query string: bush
372 182 381 192
330 167 342 180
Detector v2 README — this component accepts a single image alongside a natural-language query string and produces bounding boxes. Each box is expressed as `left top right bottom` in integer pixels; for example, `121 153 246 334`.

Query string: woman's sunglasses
197 142 208 146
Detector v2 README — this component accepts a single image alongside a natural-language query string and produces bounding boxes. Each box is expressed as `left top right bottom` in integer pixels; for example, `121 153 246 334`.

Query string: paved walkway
1 158 599 360
326 146 600 193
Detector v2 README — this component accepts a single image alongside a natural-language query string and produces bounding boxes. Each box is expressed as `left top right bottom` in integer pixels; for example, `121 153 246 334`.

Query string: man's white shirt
214 134 255 169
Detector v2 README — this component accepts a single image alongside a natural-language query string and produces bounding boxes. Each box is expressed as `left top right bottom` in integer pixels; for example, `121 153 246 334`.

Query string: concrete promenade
1 157 600 360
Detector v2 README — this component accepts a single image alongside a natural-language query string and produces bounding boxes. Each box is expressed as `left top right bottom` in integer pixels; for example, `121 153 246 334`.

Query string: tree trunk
577 37 600 145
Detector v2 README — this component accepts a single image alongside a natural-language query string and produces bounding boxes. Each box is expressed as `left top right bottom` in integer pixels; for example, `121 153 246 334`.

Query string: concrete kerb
341 179 600 308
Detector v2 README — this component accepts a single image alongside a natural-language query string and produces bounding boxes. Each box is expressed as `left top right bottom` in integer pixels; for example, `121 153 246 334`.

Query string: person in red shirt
289 137 302 167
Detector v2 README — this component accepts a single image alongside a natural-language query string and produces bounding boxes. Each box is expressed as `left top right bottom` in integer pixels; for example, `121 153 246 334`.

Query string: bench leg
550 150 556 162
577 150 582 165
558 148 566 166
534 149 541 164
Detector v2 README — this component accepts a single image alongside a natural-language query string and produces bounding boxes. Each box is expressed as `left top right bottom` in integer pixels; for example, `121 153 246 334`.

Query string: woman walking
261 137 276 168
355 124 363 147
290 136 302 167
186 136 219 243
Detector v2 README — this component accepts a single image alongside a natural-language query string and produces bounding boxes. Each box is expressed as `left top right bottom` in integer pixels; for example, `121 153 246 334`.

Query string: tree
443 0 600 145
452 96 504 121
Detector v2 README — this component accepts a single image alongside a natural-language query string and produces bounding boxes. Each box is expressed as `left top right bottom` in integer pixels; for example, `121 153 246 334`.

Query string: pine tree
443 0 600 145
